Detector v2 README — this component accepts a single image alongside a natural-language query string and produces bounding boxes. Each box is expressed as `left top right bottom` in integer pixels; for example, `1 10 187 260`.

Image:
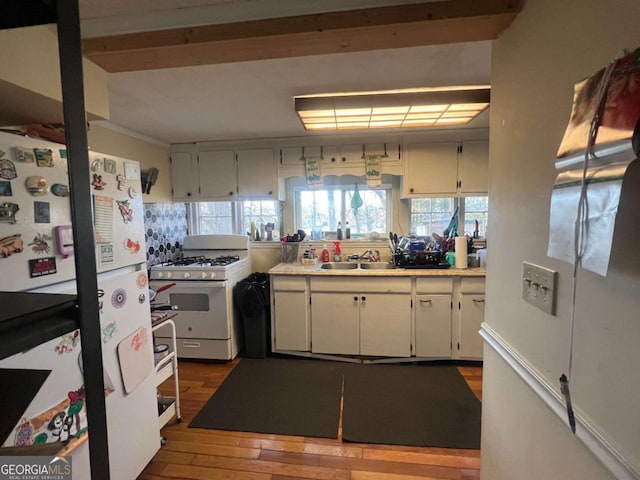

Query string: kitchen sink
359 263 397 270
318 262 359 270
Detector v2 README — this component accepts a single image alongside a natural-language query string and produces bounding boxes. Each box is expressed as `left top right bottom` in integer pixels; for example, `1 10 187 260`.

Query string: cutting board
117 327 153 394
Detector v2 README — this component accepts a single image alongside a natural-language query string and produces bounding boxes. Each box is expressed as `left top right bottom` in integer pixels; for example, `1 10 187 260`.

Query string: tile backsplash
144 202 188 266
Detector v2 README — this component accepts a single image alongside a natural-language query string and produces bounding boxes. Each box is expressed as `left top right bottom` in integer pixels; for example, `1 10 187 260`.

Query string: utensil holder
281 242 301 263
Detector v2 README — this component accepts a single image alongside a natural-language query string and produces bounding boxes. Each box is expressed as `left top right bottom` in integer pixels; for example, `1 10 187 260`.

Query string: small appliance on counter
393 249 450 269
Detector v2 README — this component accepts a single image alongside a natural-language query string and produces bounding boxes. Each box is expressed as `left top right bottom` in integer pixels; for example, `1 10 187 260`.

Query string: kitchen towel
365 155 382 187
455 236 468 269
305 157 322 186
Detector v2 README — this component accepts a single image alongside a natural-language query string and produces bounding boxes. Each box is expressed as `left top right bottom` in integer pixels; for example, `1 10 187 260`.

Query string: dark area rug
342 363 481 448
189 357 344 438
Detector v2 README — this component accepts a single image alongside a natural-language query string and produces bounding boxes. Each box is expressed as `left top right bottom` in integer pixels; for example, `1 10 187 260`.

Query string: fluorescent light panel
295 87 490 131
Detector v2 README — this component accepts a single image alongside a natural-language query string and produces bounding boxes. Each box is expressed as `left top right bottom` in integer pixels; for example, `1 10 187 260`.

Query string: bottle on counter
333 241 342 262
321 244 330 263
337 221 343 240
345 221 351 239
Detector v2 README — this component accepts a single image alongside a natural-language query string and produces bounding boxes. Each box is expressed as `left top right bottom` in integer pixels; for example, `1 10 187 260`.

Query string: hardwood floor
139 359 483 480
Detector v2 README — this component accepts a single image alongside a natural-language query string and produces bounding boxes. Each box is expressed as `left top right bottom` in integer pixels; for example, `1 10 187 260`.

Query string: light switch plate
522 262 557 315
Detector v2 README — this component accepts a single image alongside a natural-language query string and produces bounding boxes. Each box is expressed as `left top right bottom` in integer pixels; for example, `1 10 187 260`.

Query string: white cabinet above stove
170 143 284 201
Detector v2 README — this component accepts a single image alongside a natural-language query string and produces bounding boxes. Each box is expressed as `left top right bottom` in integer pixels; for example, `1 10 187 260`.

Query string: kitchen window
295 184 391 240
409 196 488 238
190 200 280 237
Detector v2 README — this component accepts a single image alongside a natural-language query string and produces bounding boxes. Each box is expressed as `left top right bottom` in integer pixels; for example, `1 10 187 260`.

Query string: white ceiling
78 0 492 145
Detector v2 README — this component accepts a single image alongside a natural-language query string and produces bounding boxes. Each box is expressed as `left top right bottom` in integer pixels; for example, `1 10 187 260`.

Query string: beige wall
0 25 109 123
87 123 172 202
484 0 640 478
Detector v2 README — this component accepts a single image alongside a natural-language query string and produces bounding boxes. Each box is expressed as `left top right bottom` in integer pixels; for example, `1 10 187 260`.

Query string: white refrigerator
0 130 159 479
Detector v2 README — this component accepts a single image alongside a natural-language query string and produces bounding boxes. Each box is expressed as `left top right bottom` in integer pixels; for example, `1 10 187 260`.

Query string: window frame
293 182 393 237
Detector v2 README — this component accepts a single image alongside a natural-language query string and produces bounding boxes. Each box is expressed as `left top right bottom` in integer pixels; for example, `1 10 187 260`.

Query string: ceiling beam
83 0 522 73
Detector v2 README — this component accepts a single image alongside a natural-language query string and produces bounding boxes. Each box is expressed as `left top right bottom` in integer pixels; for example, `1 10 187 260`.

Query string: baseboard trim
480 323 639 480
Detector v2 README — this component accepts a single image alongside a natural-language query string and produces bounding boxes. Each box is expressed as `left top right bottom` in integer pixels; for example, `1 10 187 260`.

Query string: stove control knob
183 272 191 279
210 272 217 279
166 272 173 279
155 271 163 278
201 271 208 279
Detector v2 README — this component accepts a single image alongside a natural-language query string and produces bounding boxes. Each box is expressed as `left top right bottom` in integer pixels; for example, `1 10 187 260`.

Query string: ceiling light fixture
295 86 490 131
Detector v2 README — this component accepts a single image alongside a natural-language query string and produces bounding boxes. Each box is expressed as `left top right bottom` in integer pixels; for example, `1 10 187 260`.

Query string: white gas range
150 234 251 360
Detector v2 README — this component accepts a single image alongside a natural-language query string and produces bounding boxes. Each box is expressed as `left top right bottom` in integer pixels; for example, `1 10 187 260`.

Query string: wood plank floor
139 359 482 480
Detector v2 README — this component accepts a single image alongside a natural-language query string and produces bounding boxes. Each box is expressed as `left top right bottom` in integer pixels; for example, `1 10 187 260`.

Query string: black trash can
233 272 271 358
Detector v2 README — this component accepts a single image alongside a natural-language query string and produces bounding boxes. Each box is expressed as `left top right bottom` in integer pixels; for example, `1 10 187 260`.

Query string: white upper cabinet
458 140 489 194
402 139 488 197
170 145 282 201
198 149 237 200
404 142 460 195
170 150 197 200
236 148 278 199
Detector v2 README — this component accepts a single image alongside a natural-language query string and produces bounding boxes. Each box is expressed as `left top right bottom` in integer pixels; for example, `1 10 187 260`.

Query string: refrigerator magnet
124 161 140 180
0 159 17 179
102 321 118 343
26 176 48 196
116 199 133 223
28 256 57 277
51 183 70 197
0 202 19 224
0 180 12 196
137 272 148 289
116 174 126 191
28 233 53 254
13 147 35 163
91 173 106 190
34 148 54 167
59 149 67 159
128 186 138 198
104 158 117 174
33 201 50 223
0 234 24 257
111 288 127 308
54 225 74 258
125 238 141 254
91 157 102 171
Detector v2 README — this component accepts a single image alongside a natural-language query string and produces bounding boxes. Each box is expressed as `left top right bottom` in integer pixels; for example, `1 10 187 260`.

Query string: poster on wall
548 47 640 276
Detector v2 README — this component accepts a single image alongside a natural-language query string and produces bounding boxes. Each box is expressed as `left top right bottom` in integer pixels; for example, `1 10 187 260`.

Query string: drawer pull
182 342 201 348
472 299 485 304
419 299 432 304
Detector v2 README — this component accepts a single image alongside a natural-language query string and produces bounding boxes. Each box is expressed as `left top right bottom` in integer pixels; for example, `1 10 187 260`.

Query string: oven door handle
150 281 227 289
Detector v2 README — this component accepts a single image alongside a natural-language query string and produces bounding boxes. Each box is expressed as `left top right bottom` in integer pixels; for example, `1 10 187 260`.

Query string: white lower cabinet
455 277 486 360
360 293 411 357
310 277 412 357
311 292 360 355
271 273 485 360
415 294 452 358
272 276 310 351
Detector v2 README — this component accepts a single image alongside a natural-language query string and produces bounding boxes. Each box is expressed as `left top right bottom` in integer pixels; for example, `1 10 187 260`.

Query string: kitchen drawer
310 276 411 293
415 277 453 293
460 277 486 293
272 275 307 291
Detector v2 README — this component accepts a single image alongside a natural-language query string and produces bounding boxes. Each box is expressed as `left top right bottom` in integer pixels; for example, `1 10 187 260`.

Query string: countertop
269 262 485 277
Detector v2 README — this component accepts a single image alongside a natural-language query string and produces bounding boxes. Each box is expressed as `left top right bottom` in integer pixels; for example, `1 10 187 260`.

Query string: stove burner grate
162 255 241 267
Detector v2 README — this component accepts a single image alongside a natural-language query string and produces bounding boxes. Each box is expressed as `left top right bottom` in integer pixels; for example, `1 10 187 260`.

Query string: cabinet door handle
419 299 432 304
187 192 191 196
229 191 234 196
361 296 366 301
410 188 414 193
353 296 359 301
268 190 273 195
472 298 485 304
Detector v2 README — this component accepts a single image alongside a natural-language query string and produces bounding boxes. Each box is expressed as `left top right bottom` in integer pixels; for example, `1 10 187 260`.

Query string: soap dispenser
333 241 342 262
321 244 330 263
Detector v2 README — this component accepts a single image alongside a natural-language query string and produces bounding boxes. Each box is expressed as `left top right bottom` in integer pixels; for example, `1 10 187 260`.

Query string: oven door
150 280 231 339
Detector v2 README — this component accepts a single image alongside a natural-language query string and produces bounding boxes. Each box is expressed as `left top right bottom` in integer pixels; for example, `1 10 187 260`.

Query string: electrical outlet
522 262 557 315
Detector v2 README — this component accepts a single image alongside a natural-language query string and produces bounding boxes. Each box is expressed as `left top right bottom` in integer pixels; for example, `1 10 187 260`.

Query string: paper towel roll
455 237 468 269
